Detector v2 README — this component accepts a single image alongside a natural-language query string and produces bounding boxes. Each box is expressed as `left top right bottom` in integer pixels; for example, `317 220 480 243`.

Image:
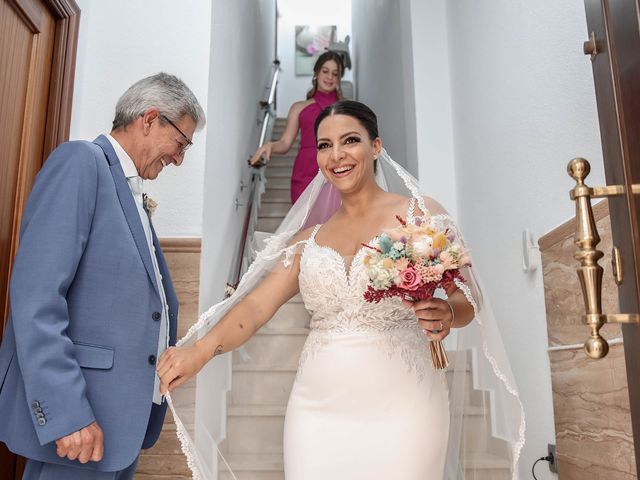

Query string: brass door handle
612 246 623 285
567 158 640 358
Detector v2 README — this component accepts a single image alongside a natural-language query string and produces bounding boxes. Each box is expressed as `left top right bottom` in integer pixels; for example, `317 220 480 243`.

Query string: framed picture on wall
295 25 337 75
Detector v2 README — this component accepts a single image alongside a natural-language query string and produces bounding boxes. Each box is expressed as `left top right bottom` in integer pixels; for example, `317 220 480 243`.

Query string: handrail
225 59 280 296
258 59 280 148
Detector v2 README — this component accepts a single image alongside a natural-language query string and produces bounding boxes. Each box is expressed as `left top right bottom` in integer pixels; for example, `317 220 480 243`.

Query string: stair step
228 405 286 417
233 328 308 370
258 202 290 217
224 413 285 454
219 471 283 480
228 369 296 407
135 475 192 480
265 166 291 179
222 405 508 457
465 453 511 470
269 152 298 161
269 125 296 134
262 189 291 203
136 453 191 476
220 453 283 472
256 217 283 233
267 156 295 168
462 454 511 480
264 177 290 189
216 454 511 480
233 364 298 372
267 301 311 329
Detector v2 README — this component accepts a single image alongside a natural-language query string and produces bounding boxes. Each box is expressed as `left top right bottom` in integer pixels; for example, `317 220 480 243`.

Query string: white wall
443 1 605 478
351 0 457 213
197 0 277 456
409 0 457 218
70 0 211 237
351 0 419 179
276 0 352 117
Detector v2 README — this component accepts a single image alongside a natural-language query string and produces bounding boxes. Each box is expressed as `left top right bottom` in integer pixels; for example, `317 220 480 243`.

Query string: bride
157 101 525 479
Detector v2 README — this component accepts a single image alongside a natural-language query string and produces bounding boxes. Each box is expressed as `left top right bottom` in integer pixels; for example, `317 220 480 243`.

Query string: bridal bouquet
362 215 471 369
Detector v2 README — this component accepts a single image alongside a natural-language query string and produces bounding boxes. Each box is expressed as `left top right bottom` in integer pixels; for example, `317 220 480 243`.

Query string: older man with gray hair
0 73 204 480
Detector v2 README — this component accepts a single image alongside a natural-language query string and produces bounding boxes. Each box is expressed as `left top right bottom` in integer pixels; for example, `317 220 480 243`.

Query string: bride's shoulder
386 193 450 217
288 225 318 246
422 196 449 216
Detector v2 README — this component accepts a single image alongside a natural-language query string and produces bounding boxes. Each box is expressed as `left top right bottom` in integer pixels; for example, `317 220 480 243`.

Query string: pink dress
290 90 338 203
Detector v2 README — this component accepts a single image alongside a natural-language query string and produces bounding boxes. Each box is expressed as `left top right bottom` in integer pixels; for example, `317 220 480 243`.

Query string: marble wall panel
539 202 636 478
136 238 201 479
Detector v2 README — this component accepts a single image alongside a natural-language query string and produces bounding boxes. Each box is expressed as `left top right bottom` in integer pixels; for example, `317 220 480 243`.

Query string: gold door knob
567 158 640 358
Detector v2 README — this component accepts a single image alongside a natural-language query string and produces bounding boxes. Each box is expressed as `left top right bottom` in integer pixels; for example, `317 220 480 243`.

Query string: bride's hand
402 298 453 341
249 143 272 166
157 342 211 394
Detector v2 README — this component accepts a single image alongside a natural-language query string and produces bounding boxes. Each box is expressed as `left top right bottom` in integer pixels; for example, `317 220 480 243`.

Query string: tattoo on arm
213 345 224 357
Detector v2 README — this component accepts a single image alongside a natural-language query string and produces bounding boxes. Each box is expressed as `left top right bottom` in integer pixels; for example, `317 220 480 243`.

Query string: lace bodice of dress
297 212 433 380
299 228 416 333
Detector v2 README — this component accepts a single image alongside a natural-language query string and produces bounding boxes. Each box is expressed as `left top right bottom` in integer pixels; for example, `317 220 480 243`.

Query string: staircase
218 119 512 480
219 119 304 480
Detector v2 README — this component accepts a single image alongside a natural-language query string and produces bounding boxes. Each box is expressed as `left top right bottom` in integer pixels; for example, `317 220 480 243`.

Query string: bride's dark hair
314 100 379 141
314 100 380 172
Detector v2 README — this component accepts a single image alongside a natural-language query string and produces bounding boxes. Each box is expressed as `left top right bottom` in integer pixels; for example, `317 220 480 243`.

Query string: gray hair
112 72 206 130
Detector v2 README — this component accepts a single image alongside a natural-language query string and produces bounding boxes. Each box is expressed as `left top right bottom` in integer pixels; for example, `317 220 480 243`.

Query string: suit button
152 312 161 321
37 418 46 426
31 401 40 409
148 355 156 365
35 407 43 414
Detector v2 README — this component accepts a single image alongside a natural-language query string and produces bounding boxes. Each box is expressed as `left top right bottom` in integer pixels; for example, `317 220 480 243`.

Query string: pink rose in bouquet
399 266 422 291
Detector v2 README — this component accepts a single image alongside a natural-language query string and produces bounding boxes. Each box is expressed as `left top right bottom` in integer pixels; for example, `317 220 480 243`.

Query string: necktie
128 176 143 198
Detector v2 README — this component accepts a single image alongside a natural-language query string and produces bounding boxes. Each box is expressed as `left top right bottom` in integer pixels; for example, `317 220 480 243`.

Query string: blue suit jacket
0 135 178 472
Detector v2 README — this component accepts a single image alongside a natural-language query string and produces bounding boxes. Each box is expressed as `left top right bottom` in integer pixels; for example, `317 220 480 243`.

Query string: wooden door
583 0 640 475
0 0 80 477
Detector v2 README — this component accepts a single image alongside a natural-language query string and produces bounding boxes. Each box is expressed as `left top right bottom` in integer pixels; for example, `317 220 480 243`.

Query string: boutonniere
142 193 158 217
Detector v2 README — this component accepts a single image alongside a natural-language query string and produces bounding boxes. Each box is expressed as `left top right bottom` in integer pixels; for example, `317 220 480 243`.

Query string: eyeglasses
160 114 193 155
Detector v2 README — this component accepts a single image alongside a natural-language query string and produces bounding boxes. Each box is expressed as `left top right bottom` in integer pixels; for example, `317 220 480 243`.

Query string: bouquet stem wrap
430 340 449 370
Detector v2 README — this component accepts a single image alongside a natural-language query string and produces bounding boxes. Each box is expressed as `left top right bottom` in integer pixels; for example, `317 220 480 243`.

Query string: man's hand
55 421 104 464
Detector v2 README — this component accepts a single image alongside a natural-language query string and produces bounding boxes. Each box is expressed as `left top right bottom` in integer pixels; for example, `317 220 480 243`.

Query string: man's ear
141 109 161 134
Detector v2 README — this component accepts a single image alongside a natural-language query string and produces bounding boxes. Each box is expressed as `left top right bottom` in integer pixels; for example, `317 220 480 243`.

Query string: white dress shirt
106 135 169 405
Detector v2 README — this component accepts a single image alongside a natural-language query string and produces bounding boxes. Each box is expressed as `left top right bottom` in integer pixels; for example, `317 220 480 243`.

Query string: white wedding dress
168 152 525 480
283 214 450 479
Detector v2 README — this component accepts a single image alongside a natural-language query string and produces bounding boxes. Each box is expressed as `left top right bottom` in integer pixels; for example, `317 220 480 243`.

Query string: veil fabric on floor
167 149 525 480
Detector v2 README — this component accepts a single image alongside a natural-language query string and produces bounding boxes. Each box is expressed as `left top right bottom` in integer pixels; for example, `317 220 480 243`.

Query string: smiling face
316 114 381 195
316 59 340 93
136 109 196 180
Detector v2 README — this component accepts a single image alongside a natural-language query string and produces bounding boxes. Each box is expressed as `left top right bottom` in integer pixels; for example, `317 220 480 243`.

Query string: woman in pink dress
251 51 344 203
